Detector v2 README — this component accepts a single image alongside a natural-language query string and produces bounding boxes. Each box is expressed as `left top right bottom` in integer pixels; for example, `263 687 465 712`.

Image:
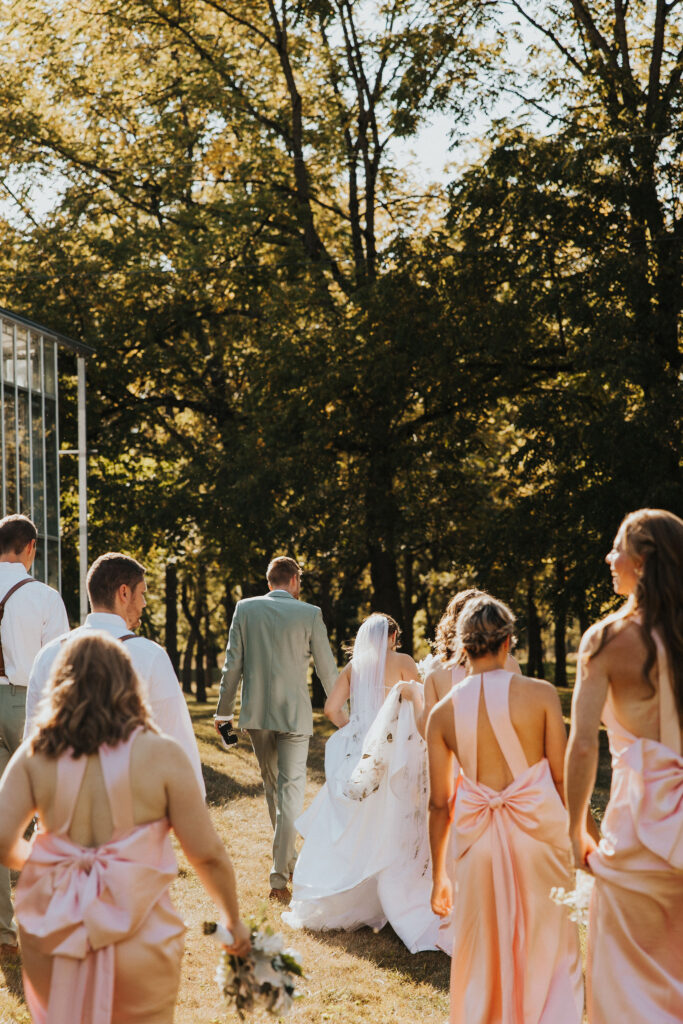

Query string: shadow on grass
202 762 265 807
311 923 450 992
0 955 25 1003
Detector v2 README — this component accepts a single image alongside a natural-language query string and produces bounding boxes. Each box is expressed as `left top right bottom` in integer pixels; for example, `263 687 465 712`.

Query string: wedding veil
350 613 388 725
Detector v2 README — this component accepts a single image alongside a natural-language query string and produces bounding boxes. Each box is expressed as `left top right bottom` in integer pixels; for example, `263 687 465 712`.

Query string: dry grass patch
0 683 610 1023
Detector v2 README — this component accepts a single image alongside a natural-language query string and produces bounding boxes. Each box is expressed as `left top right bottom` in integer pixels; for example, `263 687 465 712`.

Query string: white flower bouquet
203 920 303 1019
550 869 595 926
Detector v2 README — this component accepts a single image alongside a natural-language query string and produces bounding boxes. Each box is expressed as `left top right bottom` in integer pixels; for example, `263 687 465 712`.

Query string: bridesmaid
415 588 521 737
566 508 683 1023
428 594 583 1024
0 631 250 1024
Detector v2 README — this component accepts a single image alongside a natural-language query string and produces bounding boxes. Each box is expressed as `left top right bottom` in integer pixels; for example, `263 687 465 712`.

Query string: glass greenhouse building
0 306 92 601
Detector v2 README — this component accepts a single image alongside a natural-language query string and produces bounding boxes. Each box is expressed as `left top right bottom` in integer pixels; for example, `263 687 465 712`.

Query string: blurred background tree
0 0 680 692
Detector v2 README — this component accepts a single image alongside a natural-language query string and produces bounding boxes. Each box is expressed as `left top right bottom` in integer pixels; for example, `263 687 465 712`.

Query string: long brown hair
622 509 683 720
30 631 157 758
434 589 486 661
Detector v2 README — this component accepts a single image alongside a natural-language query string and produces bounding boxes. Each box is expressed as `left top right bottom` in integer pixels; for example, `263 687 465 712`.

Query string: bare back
383 650 419 693
27 731 173 847
437 671 567 795
589 616 683 748
475 675 554 790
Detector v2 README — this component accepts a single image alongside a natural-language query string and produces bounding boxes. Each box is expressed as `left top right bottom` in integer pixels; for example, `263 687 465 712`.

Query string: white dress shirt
24 612 205 796
0 563 69 688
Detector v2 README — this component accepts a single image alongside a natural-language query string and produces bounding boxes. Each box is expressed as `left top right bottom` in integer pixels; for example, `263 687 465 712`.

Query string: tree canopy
0 0 680 676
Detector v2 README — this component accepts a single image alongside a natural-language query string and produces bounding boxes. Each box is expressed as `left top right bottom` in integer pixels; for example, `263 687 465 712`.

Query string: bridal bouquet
203 920 303 1019
550 869 595 926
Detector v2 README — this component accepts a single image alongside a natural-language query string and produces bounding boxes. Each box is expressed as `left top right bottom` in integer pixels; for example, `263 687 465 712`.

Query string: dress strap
98 727 143 836
52 752 90 835
653 631 682 756
452 676 480 781
481 672 529 779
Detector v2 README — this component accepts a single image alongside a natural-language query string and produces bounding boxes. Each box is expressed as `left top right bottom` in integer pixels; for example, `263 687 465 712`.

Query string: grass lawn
0 683 611 1023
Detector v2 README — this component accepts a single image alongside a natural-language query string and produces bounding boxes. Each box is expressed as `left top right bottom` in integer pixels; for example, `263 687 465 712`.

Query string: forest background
0 0 681 696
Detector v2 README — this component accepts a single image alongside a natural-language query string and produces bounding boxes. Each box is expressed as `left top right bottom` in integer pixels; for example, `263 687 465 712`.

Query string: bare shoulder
429 690 454 731
397 652 419 677
512 674 561 709
131 730 187 772
580 612 643 662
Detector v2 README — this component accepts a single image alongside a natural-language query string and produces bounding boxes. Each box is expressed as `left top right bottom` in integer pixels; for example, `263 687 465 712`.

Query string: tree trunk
526 582 544 678
553 561 567 688
311 668 326 710
195 565 208 703
181 631 195 694
401 549 415 656
365 455 403 628
165 561 179 675
181 576 202 699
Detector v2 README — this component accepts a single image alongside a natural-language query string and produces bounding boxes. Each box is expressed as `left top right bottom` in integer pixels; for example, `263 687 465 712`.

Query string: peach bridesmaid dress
15 728 185 1023
587 632 683 1023
449 671 582 1024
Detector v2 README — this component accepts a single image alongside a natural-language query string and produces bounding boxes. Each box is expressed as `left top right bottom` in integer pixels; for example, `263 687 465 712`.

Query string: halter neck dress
587 631 683 1023
16 728 185 1024
448 670 582 1024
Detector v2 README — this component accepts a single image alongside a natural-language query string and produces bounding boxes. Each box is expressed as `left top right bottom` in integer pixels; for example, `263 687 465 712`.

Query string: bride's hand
398 681 421 703
431 874 453 918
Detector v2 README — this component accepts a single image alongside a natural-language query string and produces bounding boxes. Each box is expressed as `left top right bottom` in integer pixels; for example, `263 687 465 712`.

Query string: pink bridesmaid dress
587 632 683 1023
448 670 582 1024
15 728 185 1024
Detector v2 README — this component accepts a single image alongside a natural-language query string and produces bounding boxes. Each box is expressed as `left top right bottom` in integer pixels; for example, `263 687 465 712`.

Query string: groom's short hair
87 553 145 609
266 556 301 588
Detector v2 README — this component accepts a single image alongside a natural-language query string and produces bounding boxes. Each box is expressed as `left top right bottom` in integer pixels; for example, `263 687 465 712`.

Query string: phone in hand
216 719 238 750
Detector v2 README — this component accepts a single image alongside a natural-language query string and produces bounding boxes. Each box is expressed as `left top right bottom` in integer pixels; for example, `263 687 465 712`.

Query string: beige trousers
247 730 309 890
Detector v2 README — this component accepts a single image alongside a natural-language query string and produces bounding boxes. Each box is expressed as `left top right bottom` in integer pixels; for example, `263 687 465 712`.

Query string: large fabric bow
16 821 177 1024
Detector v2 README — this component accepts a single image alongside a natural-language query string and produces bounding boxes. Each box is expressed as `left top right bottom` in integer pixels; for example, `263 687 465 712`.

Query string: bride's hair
455 595 516 660
344 613 401 656
590 508 683 721
434 589 486 661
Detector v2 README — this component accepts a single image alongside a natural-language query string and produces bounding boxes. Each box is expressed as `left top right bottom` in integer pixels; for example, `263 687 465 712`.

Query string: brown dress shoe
268 887 291 905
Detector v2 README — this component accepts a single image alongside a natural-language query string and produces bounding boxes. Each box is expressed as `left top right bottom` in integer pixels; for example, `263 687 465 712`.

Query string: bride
283 613 452 954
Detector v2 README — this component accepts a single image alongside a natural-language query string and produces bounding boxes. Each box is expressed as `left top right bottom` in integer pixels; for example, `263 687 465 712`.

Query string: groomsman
25 552 205 795
215 556 338 902
0 514 69 956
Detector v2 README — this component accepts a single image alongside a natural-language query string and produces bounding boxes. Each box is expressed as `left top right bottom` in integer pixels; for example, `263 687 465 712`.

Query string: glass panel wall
0 315 61 588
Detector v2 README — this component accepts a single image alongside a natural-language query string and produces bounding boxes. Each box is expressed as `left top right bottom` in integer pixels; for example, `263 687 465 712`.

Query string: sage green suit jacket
216 590 338 735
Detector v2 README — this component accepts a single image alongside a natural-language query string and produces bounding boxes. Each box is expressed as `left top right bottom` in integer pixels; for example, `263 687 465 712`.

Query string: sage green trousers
0 685 27 945
247 730 309 890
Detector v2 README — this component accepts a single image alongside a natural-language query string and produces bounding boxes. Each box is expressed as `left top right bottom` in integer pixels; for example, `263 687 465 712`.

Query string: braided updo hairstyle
455 594 516 660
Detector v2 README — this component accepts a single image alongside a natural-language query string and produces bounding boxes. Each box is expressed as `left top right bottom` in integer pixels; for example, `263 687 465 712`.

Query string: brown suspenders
0 578 37 677
60 631 138 645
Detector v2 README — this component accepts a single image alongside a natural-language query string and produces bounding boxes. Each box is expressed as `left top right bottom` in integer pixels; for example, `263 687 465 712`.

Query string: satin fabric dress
15 728 185 1024
449 671 582 1024
587 632 683 1023
284 685 452 952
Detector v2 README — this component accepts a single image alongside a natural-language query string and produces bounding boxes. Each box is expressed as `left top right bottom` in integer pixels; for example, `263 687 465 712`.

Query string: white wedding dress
283 617 452 954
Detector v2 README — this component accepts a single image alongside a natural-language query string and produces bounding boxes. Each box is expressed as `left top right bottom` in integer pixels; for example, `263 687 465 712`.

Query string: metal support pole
77 357 88 622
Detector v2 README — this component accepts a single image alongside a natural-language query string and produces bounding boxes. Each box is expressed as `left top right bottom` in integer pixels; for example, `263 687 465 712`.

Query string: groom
215 556 338 902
